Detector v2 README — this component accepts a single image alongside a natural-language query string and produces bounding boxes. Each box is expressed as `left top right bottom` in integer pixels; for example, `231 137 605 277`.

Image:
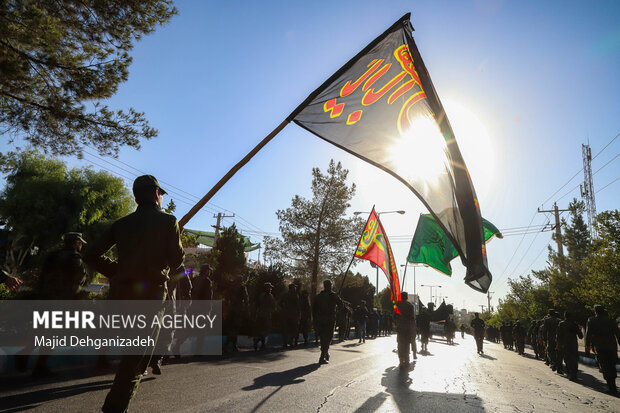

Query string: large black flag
293 14 491 292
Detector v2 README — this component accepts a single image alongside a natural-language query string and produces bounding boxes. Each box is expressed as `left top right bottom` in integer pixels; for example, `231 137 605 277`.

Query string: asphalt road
1 335 618 412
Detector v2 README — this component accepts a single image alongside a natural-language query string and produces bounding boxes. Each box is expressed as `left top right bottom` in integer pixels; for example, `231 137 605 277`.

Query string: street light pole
400 263 417 299
420 284 441 307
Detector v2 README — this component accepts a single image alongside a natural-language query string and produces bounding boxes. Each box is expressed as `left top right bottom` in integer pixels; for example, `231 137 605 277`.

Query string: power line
540 132 619 208
81 148 269 235
593 153 619 176
591 132 620 161
492 212 539 284
496 240 550 292
596 177 620 194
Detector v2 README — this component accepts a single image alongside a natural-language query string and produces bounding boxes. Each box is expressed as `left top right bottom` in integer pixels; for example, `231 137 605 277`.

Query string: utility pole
581 143 598 239
479 304 486 313
212 212 235 239
538 203 569 257
487 291 494 313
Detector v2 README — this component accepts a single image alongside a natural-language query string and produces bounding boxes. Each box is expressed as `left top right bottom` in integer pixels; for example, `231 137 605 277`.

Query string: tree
575 210 620 316
211 224 247 300
0 151 134 282
333 271 375 308
0 1 176 159
164 199 198 248
263 160 364 299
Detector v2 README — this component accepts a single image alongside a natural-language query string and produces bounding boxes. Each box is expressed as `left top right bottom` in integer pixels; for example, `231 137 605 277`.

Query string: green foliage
496 202 619 324
244 264 287 304
333 271 375 308
163 199 197 248
0 151 134 282
575 210 620 316
0 0 177 158
263 160 365 298
211 224 247 300
377 287 394 312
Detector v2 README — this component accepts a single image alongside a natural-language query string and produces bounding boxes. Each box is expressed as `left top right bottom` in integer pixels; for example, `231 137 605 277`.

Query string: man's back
586 314 620 351
85 203 184 297
543 316 561 343
471 317 485 335
39 247 85 299
314 290 341 320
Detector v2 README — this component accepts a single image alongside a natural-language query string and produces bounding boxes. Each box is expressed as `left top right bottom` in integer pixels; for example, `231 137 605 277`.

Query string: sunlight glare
388 115 449 186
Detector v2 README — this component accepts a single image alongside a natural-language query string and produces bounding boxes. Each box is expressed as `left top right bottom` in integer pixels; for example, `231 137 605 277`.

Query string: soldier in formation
417 307 431 353
353 301 370 343
541 309 563 373
470 313 486 354
585 305 619 394
85 175 184 413
299 290 312 345
253 282 276 351
557 311 583 382
16 232 88 377
336 301 351 342
513 320 526 355
313 279 342 364
395 292 416 367
280 283 301 348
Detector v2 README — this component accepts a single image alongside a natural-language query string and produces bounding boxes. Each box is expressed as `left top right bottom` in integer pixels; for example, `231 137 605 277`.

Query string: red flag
355 207 401 312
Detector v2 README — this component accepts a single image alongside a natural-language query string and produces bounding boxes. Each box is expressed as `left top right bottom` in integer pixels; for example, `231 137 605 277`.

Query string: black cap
63 232 86 244
132 175 167 195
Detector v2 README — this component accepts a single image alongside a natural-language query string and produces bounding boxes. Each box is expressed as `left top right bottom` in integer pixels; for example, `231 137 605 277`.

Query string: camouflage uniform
85 175 184 413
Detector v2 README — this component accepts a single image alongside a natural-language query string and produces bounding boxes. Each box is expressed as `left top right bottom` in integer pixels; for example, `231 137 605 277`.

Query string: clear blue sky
6 0 619 312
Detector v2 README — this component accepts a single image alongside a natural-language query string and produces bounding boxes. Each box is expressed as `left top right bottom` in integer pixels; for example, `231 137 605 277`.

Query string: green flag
407 214 502 276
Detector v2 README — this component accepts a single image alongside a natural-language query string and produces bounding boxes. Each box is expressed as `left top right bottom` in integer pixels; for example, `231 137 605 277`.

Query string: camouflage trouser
595 349 618 382
102 286 165 413
547 341 561 370
560 346 579 379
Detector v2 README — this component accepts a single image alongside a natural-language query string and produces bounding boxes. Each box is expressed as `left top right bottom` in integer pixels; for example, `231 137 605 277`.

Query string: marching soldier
16 232 88 377
280 283 301 348
542 309 562 373
85 175 184 413
470 313 485 354
313 279 342 364
395 292 416 367
556 311 583 381
585 305 620 394
299 290 312 345
253 282 276 351
513 320 526 355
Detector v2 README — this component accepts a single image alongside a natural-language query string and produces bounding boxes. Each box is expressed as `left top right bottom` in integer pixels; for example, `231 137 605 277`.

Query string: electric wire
593 153 619 176
80 147 269 235
540 132 619 207
596 177 619 194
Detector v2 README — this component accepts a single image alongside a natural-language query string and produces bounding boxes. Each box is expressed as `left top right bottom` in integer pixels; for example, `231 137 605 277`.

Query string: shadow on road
242 363 321 413
368 366 487 412
479 353 497 360
0 379 117 412
242 363 320 390
342 343 363 348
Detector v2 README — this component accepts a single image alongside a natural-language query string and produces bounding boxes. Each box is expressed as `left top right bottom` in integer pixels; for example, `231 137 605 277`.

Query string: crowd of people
1 174 617 412
480 308 619 394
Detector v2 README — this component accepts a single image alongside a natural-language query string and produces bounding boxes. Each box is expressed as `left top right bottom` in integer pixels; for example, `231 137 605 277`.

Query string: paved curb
525 344 620 372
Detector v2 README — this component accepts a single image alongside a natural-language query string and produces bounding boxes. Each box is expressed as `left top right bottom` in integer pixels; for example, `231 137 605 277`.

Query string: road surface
1 334 617 412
